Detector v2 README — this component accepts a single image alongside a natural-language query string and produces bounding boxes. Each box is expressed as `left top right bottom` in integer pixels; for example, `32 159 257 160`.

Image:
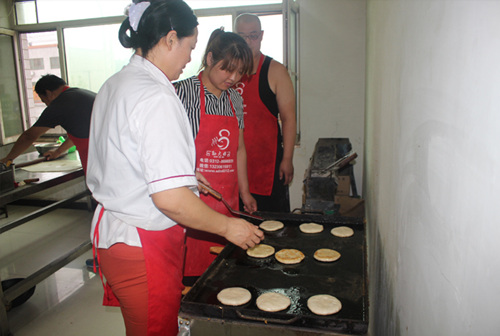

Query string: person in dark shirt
0 74 95 173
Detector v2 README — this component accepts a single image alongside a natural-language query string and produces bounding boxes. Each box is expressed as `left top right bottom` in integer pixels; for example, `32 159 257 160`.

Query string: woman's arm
151 186 263 249
237 130 257 213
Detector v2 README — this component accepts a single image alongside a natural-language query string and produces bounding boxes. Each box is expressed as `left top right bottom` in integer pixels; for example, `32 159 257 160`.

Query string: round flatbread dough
330 226 354 238
217 287 252 306
314 248 341 262
259 220 284 232
247 244 275 258
275 249 305 264
299 223 324 233
307 294 342 315
256 292 291 312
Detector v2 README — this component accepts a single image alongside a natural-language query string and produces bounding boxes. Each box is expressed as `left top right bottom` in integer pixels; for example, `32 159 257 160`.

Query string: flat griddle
180 213 368 334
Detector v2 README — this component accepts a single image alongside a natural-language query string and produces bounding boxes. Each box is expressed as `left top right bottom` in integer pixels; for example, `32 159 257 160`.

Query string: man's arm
269 60 296 185
151 186 263 249
0 126 50 164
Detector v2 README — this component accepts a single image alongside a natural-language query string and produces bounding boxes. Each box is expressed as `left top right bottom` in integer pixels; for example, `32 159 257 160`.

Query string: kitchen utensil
34 143 61 155
15 156 48 168
198 181 263 221
320 151 358 173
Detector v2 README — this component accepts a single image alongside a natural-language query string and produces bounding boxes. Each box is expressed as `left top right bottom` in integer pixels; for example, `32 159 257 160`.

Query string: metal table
0 151 91 336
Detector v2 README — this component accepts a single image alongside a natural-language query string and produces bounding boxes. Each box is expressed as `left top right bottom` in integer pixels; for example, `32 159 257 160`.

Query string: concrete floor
0 205 125 335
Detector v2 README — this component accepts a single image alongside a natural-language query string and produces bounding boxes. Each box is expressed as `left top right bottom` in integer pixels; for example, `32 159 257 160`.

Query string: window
29 58 44 70
64 24 133 93
15 0 130 25
20 31 61 128
180 12 283 80
186 0 281 10
50 56 60 69
178 15 234 81
0 30 25 145
14 0 282 24
11 0 299 143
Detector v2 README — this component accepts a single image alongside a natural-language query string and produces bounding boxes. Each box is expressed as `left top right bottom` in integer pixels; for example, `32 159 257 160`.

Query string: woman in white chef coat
86 1 263 335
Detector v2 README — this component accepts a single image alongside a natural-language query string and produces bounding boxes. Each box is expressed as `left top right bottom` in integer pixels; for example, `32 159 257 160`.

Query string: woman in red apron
175 28 256 277
87 4 263 336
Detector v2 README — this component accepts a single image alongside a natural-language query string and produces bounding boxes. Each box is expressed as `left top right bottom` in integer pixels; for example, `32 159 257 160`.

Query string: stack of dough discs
259 220 284 232
307 294 342 315
330 226 354 238
217 287 252 306
275 249 305 264
299 223 324 233
256 292 291 312
247 244 275 258
313 248 341 262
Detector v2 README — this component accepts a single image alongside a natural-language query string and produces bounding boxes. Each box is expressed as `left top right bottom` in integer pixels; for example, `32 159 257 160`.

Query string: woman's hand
195 170 210 194
240 192 257 213
223 217 263 249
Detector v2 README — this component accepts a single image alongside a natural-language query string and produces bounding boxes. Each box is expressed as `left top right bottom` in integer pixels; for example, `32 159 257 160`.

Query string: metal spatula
198 181 263 221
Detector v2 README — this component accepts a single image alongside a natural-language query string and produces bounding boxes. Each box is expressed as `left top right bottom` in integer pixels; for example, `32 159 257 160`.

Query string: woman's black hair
201 28 253 75
34 74 66 96
118 0 198 58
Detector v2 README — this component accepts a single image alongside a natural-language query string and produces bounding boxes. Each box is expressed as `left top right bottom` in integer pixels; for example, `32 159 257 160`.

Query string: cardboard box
334 195 365 218
336 175 351 196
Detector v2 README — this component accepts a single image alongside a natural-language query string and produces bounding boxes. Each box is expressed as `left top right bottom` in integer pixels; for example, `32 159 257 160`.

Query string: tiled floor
0 205 125 335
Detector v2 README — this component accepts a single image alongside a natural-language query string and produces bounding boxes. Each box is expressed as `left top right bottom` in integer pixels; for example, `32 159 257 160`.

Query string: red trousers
98 225 185 336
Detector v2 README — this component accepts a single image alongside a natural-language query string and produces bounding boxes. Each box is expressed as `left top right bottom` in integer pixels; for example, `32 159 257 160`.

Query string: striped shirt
174 75 244 139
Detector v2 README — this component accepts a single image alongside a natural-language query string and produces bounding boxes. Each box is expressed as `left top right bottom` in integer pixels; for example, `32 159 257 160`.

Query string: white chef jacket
87 55 198 248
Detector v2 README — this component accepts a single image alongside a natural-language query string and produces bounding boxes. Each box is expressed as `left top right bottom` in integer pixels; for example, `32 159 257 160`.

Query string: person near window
234 13 297 212
86 2 263 335
174 28 256 277
0 74 94 173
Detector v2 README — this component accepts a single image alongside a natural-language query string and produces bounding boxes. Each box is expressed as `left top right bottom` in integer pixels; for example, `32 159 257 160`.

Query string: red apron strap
92 206 105 285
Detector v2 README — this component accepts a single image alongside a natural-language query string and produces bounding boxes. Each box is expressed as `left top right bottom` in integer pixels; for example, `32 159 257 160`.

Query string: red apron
93 207 186 335
235 54 278 196
59 86 89 175
183 72 239 277
67 134 88 174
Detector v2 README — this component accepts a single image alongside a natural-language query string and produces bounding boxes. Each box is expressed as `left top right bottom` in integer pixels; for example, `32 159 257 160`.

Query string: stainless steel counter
0 151 91 336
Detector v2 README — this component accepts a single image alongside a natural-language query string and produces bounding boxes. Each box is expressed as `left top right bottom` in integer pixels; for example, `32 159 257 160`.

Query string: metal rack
0 152 91 336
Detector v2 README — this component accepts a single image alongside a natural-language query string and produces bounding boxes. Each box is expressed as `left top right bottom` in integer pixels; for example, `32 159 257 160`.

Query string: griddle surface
181 214 368 334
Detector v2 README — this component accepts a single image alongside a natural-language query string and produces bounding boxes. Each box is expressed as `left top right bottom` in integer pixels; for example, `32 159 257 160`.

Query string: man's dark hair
35 75 66 96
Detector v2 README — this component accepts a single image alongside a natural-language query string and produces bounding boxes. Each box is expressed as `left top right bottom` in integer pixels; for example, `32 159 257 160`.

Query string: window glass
29 58 45 70
50 56 60 69
259 14 283 63
14 1 37 25
178 15 233 81
186 0 281 10
64 24 133 93
0 34 24 142
35 0 129 23
178 13 282 81
16 0 282 24
20 31 61 128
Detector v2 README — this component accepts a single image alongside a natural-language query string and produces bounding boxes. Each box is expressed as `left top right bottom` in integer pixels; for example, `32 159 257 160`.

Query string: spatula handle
198 181 222 200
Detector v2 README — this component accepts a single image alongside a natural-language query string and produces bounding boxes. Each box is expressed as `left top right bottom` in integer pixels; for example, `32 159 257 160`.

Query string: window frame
10 1 300 144
0 28 28 145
